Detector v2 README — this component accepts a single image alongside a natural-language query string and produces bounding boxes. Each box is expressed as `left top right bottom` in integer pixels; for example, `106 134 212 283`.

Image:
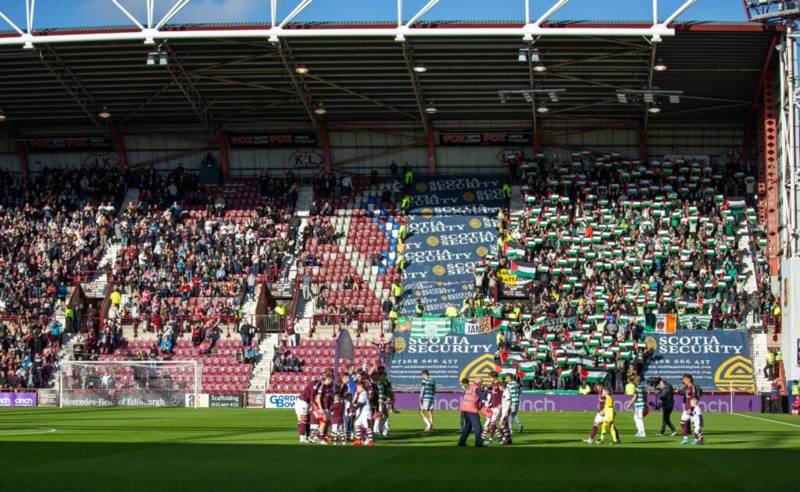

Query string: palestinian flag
505 241 525 259
510 260 537 279
518 361 537 372
728 199 746 216
496 366 517 376
583 370 607 383
505 352 525 362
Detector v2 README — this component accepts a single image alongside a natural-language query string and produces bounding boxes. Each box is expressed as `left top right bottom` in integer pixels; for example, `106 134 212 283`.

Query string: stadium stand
294 174 405 335
90 171 304 394
263 175 402 393
0 166 126 389
481 152 776 389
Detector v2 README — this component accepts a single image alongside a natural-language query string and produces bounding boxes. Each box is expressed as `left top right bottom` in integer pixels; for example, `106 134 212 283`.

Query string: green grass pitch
1 408 798 491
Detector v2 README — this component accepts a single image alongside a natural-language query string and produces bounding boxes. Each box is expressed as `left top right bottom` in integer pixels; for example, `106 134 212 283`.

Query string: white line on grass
732 413 800 430
0 428 57 436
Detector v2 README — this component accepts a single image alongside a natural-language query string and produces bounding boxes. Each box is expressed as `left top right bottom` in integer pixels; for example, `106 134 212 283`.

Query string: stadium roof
0 21 779 134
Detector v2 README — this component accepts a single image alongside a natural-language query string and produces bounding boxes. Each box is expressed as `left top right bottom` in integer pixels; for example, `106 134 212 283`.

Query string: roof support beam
406 0 440 28
275 40 320 130
156 0 191 31
525 0 530 25
657 102 750 117
397 0 403 26
0 26 679 47
642 39 658 129
1 0 690 48
662 0 697 27
401 43 431 127
165 47 217 132
117 80 177 127
305 73 419 121
531 0 569 28
279 0 313 29
35 45 105 130
216 98 297 120
25 0 35 35
192 74 297 96
112 0 145 30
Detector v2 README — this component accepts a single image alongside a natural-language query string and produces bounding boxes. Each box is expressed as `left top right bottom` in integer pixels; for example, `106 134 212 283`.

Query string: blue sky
0 0 745 29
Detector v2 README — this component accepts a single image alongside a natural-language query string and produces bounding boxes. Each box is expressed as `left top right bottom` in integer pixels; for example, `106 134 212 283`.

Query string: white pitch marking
732 413 800 430
0 428 57 436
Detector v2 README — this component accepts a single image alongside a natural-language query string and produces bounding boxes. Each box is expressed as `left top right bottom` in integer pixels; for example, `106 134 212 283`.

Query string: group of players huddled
294 366 394 446
294 367 704 447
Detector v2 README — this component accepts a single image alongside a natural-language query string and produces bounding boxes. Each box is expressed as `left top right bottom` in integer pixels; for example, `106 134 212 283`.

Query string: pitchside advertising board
257 392 759 412
401 177 503 316
265 393 300 409
209 394 243 408
60 390 190 407
388 330 496 391
391 392 760 413
0 392 37 407
643 329 755 392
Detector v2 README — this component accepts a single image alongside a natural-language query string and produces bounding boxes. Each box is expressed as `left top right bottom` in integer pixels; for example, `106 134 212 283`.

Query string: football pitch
1 408 798 492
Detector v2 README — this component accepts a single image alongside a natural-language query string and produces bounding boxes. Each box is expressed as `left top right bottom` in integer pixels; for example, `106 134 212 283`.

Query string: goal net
59 360 200 408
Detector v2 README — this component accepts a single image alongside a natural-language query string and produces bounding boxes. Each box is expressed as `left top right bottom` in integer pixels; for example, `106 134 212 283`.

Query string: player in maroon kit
309 369 334 444
482 372 503 444
330 393 346 445
295 379 316 443
678 374 697 445
583 382 607 444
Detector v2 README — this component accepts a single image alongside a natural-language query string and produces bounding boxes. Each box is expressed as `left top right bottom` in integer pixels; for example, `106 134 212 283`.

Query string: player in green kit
625 375 647 438
504 373 523 433
419 370 437 433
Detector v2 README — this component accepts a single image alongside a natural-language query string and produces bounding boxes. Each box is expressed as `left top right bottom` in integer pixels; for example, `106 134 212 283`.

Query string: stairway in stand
248 333 280 393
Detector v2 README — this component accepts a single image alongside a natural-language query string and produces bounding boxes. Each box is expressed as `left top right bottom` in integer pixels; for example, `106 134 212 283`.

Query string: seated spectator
273 352 287 372
286 351 303 372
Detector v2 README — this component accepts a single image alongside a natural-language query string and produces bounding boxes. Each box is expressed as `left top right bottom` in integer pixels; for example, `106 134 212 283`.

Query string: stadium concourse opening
0 1 798 489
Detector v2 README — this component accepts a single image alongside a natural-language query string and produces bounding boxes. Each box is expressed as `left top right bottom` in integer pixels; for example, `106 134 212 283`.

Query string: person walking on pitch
419 370 437 433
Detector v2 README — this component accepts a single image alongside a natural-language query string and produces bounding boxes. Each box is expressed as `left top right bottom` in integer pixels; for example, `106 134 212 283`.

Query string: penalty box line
731 413 800 430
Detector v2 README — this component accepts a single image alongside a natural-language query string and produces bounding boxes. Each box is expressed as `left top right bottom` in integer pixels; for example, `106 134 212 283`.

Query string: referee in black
656 379 677 436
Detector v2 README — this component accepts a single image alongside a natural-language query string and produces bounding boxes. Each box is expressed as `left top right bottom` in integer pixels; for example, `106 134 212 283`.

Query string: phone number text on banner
388 330 496 391
643 329 754 392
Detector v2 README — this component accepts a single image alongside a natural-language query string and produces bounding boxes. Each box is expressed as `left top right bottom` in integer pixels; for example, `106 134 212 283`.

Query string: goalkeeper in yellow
583 384 622 445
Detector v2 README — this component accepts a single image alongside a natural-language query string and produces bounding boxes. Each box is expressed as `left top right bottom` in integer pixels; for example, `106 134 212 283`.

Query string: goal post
59 360 201 408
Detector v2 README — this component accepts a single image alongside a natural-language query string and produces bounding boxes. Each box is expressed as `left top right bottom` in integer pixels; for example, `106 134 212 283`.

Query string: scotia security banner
643 330 754 392
401 177 503 315
388 330 497 391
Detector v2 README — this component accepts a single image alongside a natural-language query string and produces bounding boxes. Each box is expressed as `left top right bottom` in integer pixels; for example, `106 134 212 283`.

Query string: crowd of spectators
107 167 297 351
0 162 303 389
497 154 770 326
471 153 776 389
0 166 128 389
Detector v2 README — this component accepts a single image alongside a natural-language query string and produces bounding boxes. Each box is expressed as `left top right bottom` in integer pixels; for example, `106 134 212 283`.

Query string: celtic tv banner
643 330 754 392
401 177 503 315
388 330 496 391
